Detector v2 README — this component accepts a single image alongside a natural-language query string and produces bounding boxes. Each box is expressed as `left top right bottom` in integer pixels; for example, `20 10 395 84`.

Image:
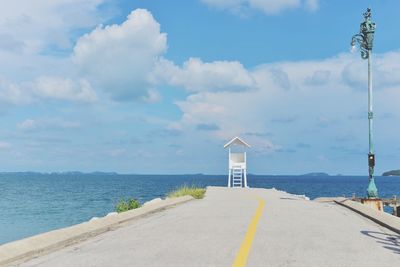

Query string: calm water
1 173 399 245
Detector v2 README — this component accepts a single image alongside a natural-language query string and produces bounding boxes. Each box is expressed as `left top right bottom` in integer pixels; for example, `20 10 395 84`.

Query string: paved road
21 187 400 267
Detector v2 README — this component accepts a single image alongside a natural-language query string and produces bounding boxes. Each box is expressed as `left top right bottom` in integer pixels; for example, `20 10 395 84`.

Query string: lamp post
351 8 378 199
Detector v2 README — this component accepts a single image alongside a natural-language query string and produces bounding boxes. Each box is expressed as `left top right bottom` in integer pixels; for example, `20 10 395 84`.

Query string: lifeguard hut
224 137 250 188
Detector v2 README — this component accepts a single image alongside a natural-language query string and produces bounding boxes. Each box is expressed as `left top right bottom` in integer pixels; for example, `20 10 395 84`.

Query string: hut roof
224 137 251 148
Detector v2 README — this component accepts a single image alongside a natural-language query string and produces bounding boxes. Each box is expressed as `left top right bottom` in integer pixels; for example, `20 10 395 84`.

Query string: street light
351 8 378 199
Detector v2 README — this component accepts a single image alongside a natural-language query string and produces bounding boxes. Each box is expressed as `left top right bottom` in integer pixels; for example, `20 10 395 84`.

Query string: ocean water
0 173 399 245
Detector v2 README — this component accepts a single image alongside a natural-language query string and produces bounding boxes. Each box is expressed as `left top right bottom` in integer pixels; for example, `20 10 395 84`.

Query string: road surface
21 187 400 267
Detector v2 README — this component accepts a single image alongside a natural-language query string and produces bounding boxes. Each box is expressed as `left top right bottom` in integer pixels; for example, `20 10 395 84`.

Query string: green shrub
128 198 141 209
167 185 206 199
115 198 141 213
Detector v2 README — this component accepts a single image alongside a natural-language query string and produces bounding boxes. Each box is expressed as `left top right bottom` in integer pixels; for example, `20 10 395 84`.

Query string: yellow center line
232 198 266 267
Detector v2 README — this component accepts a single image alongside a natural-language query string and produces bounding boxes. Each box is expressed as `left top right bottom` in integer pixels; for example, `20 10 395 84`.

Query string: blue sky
0 0 399 175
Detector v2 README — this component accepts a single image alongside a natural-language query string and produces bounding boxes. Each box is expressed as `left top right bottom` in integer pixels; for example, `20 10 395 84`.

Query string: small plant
167 185 206 199
115 198 141 213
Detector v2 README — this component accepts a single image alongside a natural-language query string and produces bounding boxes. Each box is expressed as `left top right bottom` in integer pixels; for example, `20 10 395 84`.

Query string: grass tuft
115 198 141 213
167 185 206 199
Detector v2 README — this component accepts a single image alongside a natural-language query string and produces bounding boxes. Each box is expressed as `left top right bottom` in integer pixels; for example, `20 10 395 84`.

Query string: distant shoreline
0 172 390 177
382 170 400 177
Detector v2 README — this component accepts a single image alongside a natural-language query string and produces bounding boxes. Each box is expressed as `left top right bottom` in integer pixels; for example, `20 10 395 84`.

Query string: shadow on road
361 230 400 255
279 197 300 201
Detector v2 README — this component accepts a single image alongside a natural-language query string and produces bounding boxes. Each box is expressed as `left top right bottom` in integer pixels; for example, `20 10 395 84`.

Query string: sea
1 173 399 245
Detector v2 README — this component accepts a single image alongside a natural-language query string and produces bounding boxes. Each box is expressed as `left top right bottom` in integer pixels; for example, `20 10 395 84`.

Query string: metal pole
351 8 378 199
368 53 373 155
367 50 378 198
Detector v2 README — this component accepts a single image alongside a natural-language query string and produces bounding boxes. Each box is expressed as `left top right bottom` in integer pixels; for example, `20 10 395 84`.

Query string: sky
0 0 399 175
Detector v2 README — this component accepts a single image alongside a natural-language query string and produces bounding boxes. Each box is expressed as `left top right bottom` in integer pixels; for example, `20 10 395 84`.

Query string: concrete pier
8 187 400 266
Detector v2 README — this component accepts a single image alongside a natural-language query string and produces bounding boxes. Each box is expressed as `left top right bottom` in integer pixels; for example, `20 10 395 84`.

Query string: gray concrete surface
335 198 400 234
19 187 400 266
0 196 193 266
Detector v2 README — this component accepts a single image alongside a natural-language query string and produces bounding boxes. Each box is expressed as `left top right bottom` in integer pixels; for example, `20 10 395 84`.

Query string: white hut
224 137 250 188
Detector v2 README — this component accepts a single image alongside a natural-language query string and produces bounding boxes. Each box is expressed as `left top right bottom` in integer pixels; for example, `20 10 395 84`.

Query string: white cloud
201 0 318 15
171 51 400 154
0 8 169 105
0 76 97 104
173 89 283 153
0 0 107 53
17 118 81 132
17 119 36 131
141 89 161 103
154 58 256 92
305 0 319 11
342 51 400 90
0 141 11 150
33 77 97 102
109 148 127 157
0 77 32 105
73 9 167 101
0 8 259 105
0 1 106 105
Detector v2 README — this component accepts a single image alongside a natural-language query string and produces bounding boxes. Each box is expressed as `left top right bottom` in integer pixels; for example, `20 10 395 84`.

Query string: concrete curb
313 197 347 203
334 198 400 234
0 195 194 266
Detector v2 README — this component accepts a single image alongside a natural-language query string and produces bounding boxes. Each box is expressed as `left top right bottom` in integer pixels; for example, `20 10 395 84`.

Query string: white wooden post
244 169 248 188
228 169 231 188
228 148 231 187
244 152 248 188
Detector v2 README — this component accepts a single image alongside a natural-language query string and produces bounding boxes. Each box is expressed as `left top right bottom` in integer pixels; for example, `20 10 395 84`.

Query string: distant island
301 172 330 177
382 170 400 176
0 171 119 176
